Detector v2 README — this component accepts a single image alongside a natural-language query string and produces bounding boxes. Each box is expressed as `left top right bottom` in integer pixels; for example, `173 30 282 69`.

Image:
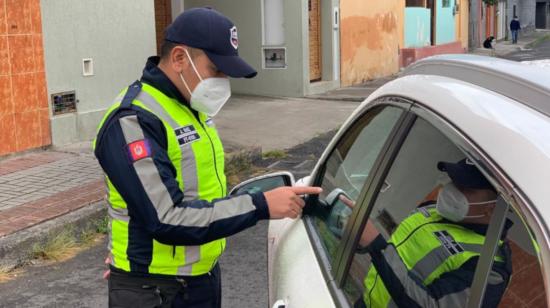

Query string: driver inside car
343 159 513 308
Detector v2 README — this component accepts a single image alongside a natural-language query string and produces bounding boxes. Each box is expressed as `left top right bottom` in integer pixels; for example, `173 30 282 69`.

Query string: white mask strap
179 73 192 96
184 49 203 82
469 199 497 206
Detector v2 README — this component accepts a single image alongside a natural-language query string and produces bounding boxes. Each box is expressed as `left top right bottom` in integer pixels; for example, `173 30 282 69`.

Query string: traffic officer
94 7 321 308
355 159 512 307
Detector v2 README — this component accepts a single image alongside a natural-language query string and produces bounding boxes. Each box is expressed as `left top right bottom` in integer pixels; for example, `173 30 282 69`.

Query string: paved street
501 37 550 62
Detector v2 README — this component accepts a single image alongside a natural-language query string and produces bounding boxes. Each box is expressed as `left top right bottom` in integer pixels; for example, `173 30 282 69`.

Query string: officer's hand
264 186 322 219
103 256 111 280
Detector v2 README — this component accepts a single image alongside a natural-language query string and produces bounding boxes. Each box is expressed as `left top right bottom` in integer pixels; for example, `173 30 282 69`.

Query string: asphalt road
0 132 336 308
501 38 550 62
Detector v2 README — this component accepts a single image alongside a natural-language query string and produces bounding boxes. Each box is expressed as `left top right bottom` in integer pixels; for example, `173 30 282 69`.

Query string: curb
225 145 263 166
0 201 106 271
306 95 366 102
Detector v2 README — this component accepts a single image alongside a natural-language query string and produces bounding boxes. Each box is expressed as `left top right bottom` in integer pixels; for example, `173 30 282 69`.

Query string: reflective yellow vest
364 207 505 307
95 82 227 276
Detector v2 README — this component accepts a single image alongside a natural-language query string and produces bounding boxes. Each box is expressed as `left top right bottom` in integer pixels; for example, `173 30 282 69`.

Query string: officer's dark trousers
108 264 221 308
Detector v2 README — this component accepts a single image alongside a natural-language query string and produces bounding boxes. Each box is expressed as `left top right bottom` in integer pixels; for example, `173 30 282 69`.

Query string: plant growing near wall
482 0 498 6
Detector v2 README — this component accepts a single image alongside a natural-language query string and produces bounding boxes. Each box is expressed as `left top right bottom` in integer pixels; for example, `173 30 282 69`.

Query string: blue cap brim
204 50 257 79
437 161 493 190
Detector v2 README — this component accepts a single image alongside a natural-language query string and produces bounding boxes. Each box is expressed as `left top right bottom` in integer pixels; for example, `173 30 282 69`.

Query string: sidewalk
470 30 549 58
306 75 397 102
0 94 359 269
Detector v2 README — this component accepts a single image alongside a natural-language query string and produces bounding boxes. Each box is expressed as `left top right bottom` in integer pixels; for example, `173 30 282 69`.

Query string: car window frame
410 102 550 306
302 96 414 306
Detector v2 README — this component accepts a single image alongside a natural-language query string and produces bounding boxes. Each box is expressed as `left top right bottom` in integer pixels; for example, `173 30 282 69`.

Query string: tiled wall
0 0 50 157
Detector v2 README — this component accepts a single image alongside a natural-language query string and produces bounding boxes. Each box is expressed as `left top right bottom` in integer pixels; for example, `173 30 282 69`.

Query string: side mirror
229 171 295 196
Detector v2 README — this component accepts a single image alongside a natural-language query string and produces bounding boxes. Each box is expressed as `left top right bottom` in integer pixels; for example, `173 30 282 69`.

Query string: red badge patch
127 139 151 162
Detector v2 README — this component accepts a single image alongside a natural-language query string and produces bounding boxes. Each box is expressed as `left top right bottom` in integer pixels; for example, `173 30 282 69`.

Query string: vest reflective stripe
97 83 227 276
364 208 503 307
134 89 199 201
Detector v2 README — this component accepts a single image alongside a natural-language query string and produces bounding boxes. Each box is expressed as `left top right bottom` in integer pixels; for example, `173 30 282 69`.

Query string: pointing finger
289 186 323 196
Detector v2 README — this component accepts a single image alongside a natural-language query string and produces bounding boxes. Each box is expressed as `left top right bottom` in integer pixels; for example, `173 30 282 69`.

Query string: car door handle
273 299 287 308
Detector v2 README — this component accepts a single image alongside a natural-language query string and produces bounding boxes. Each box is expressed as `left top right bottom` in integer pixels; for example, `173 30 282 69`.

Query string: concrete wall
340 0 404 86
507 0 537 32
436 0 456 44
41 0 156 146
185 0 309 97
405 8 431 47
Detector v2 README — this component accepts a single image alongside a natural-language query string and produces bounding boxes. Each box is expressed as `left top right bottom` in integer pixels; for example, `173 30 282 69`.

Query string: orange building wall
456 0 469 49
0 0 50 157
340 0 404 87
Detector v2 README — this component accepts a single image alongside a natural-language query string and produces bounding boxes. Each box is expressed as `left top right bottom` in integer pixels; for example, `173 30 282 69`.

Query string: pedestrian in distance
93 7 322 308
510 16 521 44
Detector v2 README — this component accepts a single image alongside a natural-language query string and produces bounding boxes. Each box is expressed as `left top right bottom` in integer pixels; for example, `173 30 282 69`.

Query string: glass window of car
307 105 404 265
341 116 522 307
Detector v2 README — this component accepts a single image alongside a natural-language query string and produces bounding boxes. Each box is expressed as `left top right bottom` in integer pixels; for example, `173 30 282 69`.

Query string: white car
231 55 550 308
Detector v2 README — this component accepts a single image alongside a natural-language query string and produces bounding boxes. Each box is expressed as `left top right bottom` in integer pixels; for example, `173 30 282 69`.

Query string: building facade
0 0 163 157
401 0 468 67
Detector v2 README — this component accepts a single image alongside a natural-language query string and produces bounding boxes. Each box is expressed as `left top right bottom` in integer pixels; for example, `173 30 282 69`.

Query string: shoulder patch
127 139 151 162
434 230 464 256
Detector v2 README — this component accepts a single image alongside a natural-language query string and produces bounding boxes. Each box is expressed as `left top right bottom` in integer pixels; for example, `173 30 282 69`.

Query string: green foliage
262 150 287 160
482 0 498 6
32 228 78 261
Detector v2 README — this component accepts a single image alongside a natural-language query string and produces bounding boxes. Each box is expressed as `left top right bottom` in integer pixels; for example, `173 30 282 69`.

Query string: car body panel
267 55 550 307
268 218 336 308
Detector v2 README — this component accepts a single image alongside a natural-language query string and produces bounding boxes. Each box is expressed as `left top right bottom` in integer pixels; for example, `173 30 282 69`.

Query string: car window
308 105 403 265
341 117 516 307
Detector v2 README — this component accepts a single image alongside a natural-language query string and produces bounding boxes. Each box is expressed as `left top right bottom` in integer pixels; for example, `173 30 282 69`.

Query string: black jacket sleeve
94 106 270 246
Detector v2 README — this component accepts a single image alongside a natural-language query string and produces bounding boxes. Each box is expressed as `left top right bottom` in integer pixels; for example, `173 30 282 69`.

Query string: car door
268 99 410 307
334 101 549 307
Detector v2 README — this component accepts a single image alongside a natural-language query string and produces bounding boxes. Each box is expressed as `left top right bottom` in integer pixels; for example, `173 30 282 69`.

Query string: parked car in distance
231 55 550 308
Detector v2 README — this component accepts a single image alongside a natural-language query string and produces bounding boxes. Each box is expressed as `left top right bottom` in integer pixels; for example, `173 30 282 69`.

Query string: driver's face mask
436 182 496 222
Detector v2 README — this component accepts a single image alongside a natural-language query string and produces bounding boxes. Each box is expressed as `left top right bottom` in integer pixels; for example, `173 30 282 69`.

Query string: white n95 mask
436 183 496 222
180 49 231 117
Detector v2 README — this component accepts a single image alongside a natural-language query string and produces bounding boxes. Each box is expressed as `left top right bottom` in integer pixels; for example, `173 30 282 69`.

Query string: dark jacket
510 19 521 31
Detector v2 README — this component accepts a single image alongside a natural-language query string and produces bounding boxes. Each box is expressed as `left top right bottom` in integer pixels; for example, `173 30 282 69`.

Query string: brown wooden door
154 0 172 55
309 0 322 82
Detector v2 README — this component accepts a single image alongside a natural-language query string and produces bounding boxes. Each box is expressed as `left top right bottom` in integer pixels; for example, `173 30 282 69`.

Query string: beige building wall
339 0 404 87
456 0 469 49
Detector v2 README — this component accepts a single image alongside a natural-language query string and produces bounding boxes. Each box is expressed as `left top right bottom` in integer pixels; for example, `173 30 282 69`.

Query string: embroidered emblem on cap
127 139 151 163
230 26 238 50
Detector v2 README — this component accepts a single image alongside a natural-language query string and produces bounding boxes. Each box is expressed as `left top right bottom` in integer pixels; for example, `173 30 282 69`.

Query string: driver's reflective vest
94 81 226 276
363 207 505 307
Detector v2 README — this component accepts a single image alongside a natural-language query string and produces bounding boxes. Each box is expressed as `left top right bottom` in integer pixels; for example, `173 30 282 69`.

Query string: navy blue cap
165 7 257 78
437 158 494 190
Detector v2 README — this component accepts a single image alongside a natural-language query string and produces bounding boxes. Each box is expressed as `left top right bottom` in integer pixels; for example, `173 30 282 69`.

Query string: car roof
404 54 550 118
360 55 550 221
